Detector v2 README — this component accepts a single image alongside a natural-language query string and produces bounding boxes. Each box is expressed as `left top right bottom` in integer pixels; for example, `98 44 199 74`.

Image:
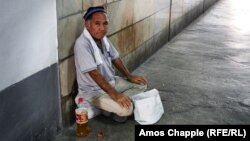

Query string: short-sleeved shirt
74 32 119 100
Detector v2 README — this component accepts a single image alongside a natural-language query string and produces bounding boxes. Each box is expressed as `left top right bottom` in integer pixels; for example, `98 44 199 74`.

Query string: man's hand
112 94 132 109
88 69 132 109
127 75 147 85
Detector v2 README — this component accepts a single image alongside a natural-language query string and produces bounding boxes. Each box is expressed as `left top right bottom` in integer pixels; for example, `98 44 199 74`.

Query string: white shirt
74 32 119 99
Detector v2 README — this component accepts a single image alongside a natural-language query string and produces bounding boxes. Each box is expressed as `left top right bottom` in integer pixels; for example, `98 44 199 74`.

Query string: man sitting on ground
74 6 147 122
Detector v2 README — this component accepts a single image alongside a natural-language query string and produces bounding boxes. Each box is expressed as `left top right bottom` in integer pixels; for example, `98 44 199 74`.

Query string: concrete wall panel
83 0 106 11
204 0 218 10
59 57 76 97
57 0 82 19
133 0 155 23
107 0 134 35
57 14 83 60
170 0 205 38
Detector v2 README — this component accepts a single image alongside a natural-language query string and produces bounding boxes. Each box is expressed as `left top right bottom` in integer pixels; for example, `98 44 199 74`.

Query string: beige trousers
89 76 147 116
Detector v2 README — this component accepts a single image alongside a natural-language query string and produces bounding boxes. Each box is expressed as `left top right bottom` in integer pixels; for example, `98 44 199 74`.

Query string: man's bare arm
112 58 131 78
112 58 147 85
88 69 131 108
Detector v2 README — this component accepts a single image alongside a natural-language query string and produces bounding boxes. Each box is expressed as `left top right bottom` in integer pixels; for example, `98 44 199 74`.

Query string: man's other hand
113 94 132 109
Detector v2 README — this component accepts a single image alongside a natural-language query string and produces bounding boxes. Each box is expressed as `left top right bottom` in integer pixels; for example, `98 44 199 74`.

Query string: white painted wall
0 0 58 91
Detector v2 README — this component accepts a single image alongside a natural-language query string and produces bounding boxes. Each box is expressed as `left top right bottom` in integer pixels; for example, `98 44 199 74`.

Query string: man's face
85 12 109 40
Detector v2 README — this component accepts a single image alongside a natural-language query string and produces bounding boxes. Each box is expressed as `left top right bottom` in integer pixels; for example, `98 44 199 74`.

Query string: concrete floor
54 0 250 140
